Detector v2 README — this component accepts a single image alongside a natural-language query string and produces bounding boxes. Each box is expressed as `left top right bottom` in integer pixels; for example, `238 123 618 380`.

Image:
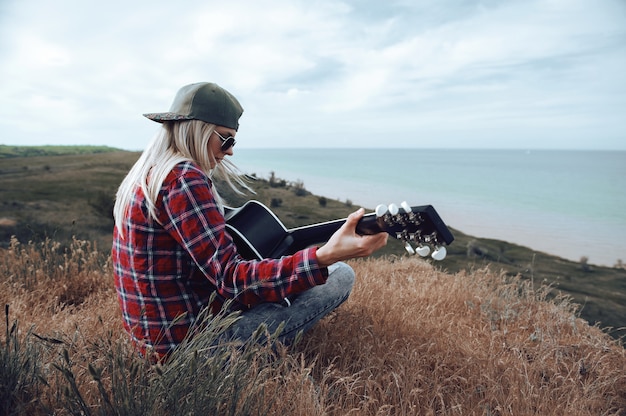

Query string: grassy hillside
1 147 625 414
1 148 624 341
0 144 119 158
1 237 624 414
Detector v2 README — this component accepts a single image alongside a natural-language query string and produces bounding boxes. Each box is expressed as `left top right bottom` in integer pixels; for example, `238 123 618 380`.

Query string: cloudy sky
1 0 625 150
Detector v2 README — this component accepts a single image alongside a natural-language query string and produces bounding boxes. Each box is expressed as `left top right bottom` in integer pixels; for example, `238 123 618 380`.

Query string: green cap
143 82 243 130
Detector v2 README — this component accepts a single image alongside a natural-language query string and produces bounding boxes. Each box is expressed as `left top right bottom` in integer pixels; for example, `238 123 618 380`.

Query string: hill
1 236 625 414
1 147 624 340
0 147 625 414
0 144 119 158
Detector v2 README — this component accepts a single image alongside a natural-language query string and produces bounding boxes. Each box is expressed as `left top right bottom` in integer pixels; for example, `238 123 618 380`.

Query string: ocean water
232 149 626 267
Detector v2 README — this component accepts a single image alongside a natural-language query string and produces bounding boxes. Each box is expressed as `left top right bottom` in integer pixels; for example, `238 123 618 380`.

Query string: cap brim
143 112 195 123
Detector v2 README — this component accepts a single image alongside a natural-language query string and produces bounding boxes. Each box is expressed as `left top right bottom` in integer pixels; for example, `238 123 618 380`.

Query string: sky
1 0 625 150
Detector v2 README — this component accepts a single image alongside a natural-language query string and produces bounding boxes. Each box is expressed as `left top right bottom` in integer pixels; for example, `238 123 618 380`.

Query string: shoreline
242 167 621 268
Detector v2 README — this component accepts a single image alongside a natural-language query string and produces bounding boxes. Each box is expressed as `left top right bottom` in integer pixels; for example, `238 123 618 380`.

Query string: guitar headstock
373 201 454 261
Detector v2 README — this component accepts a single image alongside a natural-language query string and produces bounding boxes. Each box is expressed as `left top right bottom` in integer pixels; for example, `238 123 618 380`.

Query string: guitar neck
287 213 385 253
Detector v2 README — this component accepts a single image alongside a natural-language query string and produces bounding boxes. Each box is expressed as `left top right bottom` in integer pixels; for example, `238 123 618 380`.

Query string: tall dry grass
298 260 626 415
1 237 625 415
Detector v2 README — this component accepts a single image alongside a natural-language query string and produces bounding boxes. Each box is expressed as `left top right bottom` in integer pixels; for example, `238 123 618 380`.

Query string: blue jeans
223 262 355 344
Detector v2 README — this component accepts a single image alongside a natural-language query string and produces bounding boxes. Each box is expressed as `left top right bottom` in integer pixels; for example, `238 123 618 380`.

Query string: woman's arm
316 208 388 267
159 163 329 307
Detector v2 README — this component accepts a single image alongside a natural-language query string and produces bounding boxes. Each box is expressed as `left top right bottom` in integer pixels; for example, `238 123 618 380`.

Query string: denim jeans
223 262 355 344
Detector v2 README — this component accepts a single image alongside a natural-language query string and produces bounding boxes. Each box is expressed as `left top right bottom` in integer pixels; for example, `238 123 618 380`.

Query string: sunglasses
214 130 236 151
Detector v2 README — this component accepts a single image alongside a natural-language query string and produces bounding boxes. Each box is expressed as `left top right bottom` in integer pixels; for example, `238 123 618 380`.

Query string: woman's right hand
316 208 388 267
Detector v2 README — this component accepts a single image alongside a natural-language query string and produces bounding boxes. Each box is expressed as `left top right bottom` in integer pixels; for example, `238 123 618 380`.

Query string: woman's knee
327 261 355 297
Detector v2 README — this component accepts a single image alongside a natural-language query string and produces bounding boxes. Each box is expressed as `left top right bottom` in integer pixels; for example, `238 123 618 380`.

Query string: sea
232 149 626 267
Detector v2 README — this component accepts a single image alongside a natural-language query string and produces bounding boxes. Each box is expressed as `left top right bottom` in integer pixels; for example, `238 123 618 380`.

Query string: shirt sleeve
156 163 329 309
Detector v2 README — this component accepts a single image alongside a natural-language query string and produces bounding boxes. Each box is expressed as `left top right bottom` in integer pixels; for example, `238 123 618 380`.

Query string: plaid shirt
112 161 328 357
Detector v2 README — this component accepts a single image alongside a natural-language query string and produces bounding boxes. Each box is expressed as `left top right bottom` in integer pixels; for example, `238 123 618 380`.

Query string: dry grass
299 260 626 415
1 238 625 415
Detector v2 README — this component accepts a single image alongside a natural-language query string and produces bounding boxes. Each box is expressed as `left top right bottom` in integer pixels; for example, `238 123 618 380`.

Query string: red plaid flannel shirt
112 161 328 357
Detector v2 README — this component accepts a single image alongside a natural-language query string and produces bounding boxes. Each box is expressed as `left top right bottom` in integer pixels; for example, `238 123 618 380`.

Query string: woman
112 82 387 360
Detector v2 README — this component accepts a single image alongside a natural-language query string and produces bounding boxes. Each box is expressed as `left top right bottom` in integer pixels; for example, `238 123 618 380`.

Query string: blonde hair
113 120 250 236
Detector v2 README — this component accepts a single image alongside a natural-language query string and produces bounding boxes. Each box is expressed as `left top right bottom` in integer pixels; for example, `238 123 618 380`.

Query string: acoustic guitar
224 200 454 261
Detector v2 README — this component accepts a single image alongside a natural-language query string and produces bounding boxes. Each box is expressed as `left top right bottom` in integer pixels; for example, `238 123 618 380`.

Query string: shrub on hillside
292 180 308 196
268 171 286 188
89 190 115 222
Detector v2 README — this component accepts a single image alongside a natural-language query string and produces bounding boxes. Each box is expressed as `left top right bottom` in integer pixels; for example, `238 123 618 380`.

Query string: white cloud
0 0 624 150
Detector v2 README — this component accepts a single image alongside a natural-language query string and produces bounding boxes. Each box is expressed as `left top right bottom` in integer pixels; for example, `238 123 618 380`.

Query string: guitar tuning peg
404 242 416 255
400 201 411 213
375 204 388 217
388 203 399 216
431 246 447 261
416 245 430 257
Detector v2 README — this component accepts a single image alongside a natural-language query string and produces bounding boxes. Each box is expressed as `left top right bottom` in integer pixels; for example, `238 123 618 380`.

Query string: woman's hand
316 208 388 267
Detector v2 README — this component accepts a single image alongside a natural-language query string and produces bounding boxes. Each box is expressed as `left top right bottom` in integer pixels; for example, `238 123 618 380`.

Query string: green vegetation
0 144 120 159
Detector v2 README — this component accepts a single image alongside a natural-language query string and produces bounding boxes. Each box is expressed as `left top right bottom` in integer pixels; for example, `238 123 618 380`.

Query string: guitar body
224 201 295 260
224 200 454 261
